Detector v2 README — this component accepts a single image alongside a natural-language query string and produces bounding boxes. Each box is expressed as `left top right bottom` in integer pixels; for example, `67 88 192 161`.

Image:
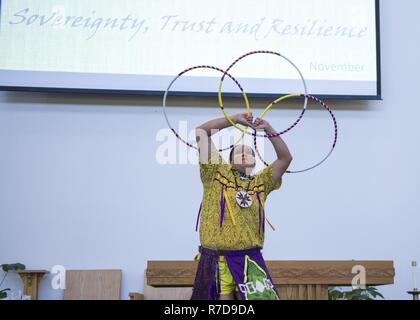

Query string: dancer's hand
253 118 275 134
233 113 254 127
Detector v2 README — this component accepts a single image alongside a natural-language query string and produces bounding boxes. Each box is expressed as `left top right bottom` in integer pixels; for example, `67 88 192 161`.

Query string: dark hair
229 145 255 163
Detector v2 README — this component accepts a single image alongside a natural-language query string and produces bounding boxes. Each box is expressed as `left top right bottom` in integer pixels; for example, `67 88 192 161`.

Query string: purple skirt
190 246 280 300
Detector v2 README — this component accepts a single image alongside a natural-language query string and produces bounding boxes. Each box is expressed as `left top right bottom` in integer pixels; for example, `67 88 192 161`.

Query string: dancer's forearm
265 125 293 162
253 118 293 183
196 116 235 136
196 113 253 162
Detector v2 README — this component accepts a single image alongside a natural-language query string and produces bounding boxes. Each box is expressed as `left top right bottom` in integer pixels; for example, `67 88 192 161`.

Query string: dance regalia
191 151 281 300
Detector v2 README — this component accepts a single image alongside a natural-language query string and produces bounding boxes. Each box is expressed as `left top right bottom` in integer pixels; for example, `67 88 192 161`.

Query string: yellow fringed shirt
198 152 281 250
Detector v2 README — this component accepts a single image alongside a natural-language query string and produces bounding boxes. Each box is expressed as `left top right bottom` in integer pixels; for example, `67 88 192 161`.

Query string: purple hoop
219 50 309 138
162 65 250 151
253 94 338 173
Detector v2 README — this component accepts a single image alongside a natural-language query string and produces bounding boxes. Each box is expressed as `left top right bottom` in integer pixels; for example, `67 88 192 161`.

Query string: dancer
191 112 293 300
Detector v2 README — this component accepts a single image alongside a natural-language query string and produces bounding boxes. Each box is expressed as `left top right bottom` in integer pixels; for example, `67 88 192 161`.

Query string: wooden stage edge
146 260 395 287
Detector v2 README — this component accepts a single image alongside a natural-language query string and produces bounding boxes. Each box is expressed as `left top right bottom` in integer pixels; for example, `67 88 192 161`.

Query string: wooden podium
143 260 394 300
17 270 49 300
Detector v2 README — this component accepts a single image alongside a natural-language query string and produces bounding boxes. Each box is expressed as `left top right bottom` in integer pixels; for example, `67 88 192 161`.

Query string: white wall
1 0 419 299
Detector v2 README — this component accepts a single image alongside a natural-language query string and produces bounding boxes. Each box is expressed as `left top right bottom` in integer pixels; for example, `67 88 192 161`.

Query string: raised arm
195 113 253 163
254 118 293 184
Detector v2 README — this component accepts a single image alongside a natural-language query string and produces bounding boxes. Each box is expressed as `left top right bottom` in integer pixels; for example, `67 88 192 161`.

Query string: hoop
162 52 338 174
162 65 250 151
218 50 309 138
253 93 338 173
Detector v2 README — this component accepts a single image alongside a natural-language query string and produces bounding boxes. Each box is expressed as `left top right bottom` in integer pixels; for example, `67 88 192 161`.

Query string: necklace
231 169 254 208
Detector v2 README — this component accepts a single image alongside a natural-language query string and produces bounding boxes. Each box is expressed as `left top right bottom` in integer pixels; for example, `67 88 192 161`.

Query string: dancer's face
230 144 256 173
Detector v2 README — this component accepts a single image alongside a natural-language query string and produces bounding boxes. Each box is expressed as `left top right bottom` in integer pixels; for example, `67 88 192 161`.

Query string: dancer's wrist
231 114 239 124
265 125 277 136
